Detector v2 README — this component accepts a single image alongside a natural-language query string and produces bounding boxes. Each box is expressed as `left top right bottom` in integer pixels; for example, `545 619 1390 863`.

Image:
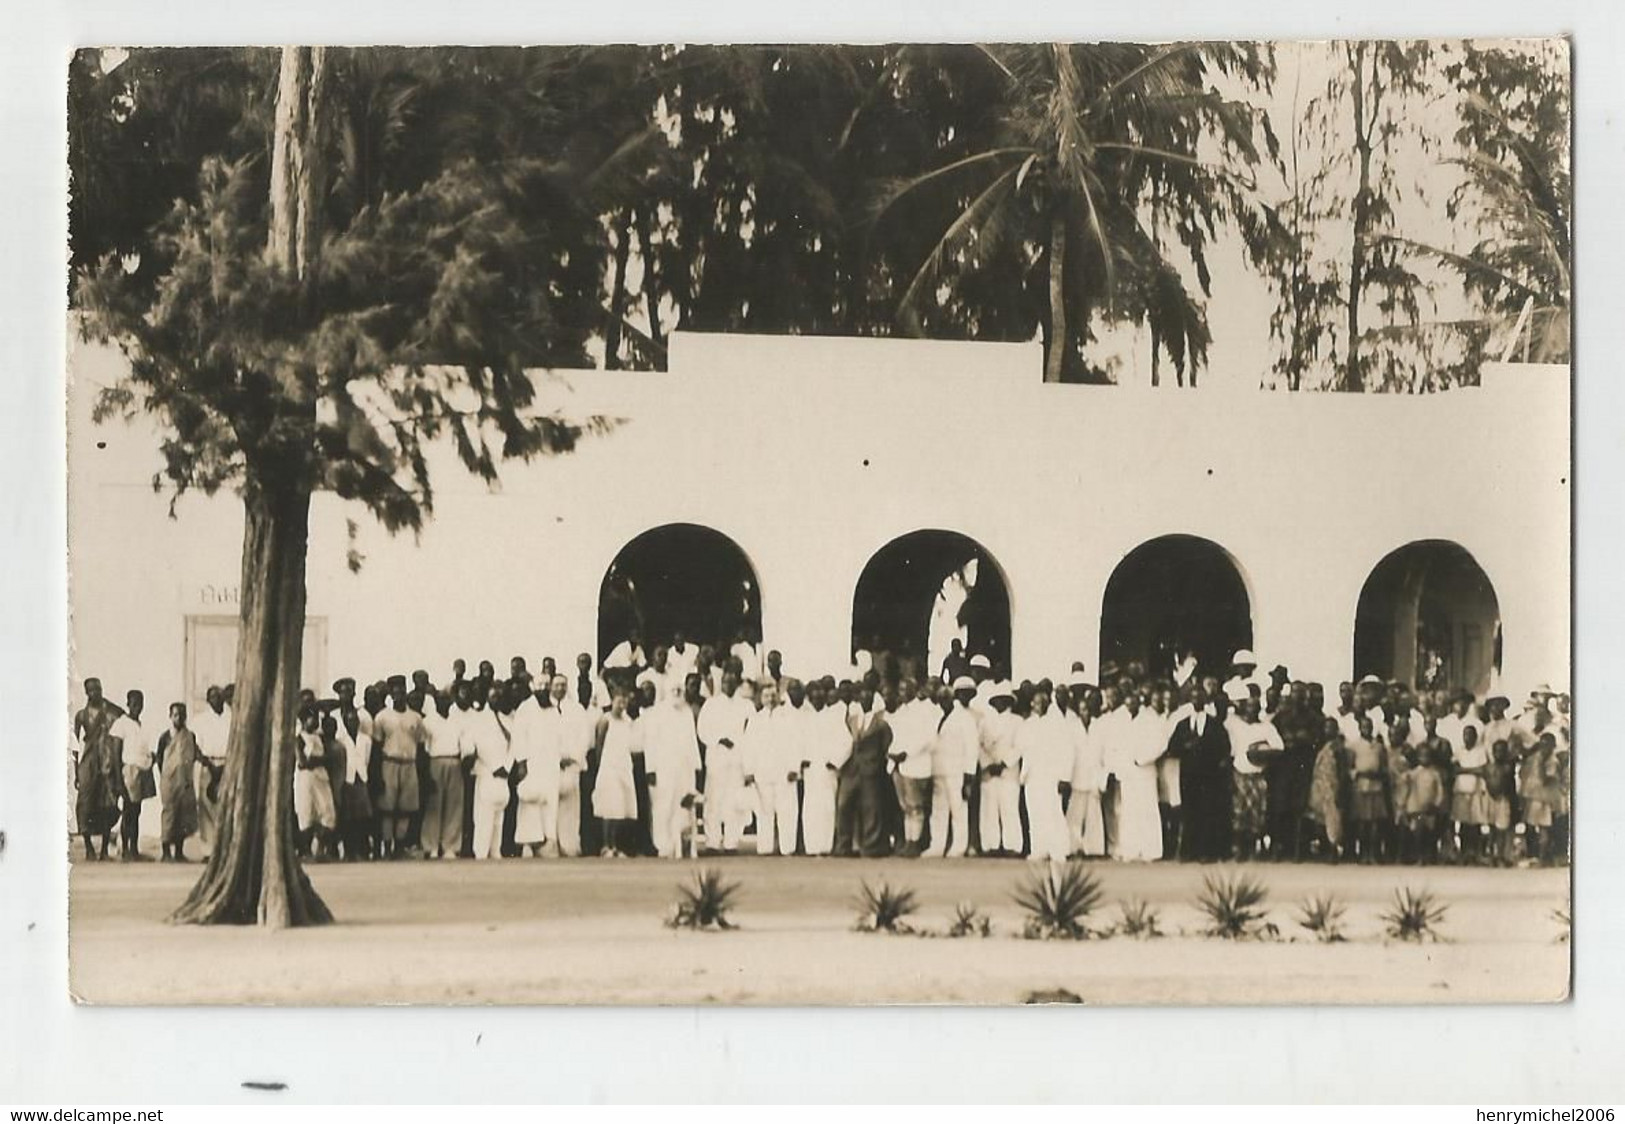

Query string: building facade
68 329 1571 714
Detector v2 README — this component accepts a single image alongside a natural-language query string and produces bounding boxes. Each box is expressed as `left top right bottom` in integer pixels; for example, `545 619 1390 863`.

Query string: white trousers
1026 782 1070 860
471 773 510 860
514 793 556 847
1066 788 1106 856
556 777 581 857
923 774 968 857
754 781 799 855
979 773 1022 853
801 770 837 855
649 781 691 858
706 755 748 851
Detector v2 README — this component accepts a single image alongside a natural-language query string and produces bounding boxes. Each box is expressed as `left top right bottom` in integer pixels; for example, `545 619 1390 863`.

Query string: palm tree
872 43 1277 383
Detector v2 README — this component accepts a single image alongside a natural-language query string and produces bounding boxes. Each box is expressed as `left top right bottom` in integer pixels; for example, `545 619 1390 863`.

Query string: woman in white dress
591 688 641 856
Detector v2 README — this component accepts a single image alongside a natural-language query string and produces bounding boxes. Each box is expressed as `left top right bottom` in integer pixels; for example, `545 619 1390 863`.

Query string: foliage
1294 891 1348 943
1195 869 1272 939
1380 886 1450 942
853 880 920 934
1013 861 1107 940
1115 897 1163 939
871 42 1279 383
946 900 994 939
666 867 741 931
74 48 623 532
1266 41 1437 392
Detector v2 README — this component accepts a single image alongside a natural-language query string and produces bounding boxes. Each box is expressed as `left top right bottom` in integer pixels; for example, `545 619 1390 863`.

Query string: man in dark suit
1169 682 1231 861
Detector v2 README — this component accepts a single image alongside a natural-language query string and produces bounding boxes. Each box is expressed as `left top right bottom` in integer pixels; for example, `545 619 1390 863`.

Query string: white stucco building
68 329 1571 715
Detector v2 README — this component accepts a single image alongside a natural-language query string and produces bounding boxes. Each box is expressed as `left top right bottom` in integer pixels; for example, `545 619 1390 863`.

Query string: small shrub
1295 892 1348 943
854 880 920 933
1116 897 1162 939
1552 903 1571 944
1381 886 1450 943
1014 862 1106 940
947 900 994 939
1195 869 1271 939
666 867 741 931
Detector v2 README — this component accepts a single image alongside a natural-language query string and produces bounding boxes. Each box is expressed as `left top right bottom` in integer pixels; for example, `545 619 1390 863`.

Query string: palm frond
1195 870 1271 939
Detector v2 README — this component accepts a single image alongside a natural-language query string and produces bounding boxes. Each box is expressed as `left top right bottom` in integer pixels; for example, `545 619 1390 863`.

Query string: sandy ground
68 854 1572 1006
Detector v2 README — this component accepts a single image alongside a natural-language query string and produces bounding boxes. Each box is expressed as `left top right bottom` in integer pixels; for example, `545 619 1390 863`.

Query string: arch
851 529 1013 683
1354 540 1501 695
1099 534 1253 684
597 523 762 664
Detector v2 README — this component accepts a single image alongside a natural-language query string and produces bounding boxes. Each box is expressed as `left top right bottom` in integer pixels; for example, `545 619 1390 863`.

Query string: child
155 702 198 862
1450 724 1491 864
293 709 338 861
1347 716 1389 864
1484 739 1517 866
1410 740 1449 864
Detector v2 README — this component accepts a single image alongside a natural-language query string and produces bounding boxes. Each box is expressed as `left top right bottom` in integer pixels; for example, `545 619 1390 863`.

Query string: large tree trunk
172 46 332 928
172 481 330 927
635 205 663 361
1344 43 1371 394
1044 213 1067 384
604 208 632 370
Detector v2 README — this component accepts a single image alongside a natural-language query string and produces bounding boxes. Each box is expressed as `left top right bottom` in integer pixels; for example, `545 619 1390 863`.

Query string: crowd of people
69 634 1573 870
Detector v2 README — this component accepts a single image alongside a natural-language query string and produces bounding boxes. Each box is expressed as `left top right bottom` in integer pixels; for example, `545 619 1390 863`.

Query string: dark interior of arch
852 530 1011 682
1354 540 1501 695
1099 535 1252 683
598 524 761 660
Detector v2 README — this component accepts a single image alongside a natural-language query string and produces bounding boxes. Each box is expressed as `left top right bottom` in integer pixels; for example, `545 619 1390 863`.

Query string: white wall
68 329 1572 711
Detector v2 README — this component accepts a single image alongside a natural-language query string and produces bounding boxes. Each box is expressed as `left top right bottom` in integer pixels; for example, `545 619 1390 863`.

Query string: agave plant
1115 897 1162 939
1195 870 1271 939
666 867 741 931
1381 887 1450 943
947 900 994 939
1013 862 1106 940
854 880 920 934
1295 892 1348 943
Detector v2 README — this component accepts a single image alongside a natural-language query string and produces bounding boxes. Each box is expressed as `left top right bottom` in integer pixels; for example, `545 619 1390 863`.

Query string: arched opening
1100 535 1253 684
597 524 762 664
1354 540 1501 695
852 530 1012 683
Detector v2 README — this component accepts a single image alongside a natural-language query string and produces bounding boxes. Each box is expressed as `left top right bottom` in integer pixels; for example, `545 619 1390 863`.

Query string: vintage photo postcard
65 40 1571 1005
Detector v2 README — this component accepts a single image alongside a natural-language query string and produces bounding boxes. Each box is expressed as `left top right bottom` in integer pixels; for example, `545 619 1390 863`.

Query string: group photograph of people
70 631 1573 874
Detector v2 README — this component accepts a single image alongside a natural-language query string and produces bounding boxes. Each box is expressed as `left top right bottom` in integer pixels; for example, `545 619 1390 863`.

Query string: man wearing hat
1017 683 1073 861
1064 676 1106 858
1223 650 1267 714
977 682 1023 856
923 677 980 857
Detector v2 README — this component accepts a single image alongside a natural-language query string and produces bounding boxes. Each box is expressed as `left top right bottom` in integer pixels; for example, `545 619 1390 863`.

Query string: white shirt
730 641 763 680
979 708 1021 773
550 698 594 774
603 641 645 672
1017 710 1073 789
890 699 940 780
642 702 701 788
191 706 231 763
509 702 561 796
421 708 463 759
1225 715 1282 776
637 663 686 706
808 704 853 774
697 692 754 755
111 714 154 771
933 704 981 778
742 703 797 784
1066 712 1103 791
460 707 512 778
